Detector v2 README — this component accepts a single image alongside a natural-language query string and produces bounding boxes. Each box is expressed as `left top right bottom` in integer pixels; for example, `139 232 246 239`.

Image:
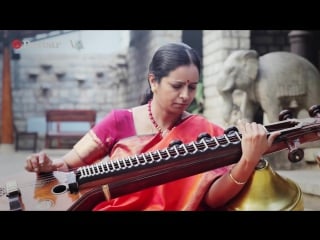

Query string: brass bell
224 158 304 211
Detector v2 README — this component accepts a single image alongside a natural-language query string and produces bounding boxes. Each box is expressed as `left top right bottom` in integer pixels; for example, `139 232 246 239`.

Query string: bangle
229 169 246 185
56 160 71 172
64 160 72 171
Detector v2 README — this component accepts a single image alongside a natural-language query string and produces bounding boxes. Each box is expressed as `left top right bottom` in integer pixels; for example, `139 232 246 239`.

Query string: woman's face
150 64 199 114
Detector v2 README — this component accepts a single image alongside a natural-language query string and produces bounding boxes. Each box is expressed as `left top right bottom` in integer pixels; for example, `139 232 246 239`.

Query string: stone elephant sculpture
216 49 320 125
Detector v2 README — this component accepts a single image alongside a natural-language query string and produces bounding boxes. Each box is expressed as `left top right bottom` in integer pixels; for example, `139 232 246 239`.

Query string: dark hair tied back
140 42 201 104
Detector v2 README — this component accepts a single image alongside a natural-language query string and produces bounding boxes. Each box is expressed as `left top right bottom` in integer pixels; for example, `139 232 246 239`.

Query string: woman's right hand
25 151 66 173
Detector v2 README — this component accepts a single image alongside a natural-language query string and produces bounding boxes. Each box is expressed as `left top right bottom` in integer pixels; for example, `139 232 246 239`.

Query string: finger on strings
268 130 281 145
38 152 46 166
237 119 247 133
31 154 40 172
255 123 267 135
25 156 34 171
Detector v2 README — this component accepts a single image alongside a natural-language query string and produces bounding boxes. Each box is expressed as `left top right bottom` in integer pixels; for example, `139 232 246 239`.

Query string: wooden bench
15 125 38 152
45 109 96 149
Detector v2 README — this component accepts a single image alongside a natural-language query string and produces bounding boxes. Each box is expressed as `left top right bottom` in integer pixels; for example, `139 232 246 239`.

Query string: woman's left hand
237 119 280 166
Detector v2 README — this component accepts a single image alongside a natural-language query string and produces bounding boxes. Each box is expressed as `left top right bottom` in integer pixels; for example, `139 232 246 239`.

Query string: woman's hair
140 42 202 104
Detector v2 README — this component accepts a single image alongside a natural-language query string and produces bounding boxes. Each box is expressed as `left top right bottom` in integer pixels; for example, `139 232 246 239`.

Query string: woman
25 42 279 210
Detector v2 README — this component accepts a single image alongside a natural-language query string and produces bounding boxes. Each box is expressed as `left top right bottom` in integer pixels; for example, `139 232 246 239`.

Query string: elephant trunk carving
217 50 259 124
217 88 234 124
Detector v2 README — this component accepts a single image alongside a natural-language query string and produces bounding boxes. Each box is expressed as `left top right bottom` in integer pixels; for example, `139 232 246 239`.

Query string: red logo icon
11 39 23 49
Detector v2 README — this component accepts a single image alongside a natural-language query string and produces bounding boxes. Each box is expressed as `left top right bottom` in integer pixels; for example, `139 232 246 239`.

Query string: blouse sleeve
73 109 135 164
93 109 136 145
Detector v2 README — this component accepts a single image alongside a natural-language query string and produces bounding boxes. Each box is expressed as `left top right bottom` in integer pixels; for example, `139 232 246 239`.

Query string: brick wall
11 53 126 132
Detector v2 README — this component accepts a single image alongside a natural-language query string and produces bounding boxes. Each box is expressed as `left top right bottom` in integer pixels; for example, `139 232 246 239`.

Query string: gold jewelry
63 160 72 171
102 184 111 201
148 100 163 133
147 100 182 135
229 169 246 185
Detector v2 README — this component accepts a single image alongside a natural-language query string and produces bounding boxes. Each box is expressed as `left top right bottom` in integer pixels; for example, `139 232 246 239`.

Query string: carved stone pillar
288 30 319 165
288 30 318 67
